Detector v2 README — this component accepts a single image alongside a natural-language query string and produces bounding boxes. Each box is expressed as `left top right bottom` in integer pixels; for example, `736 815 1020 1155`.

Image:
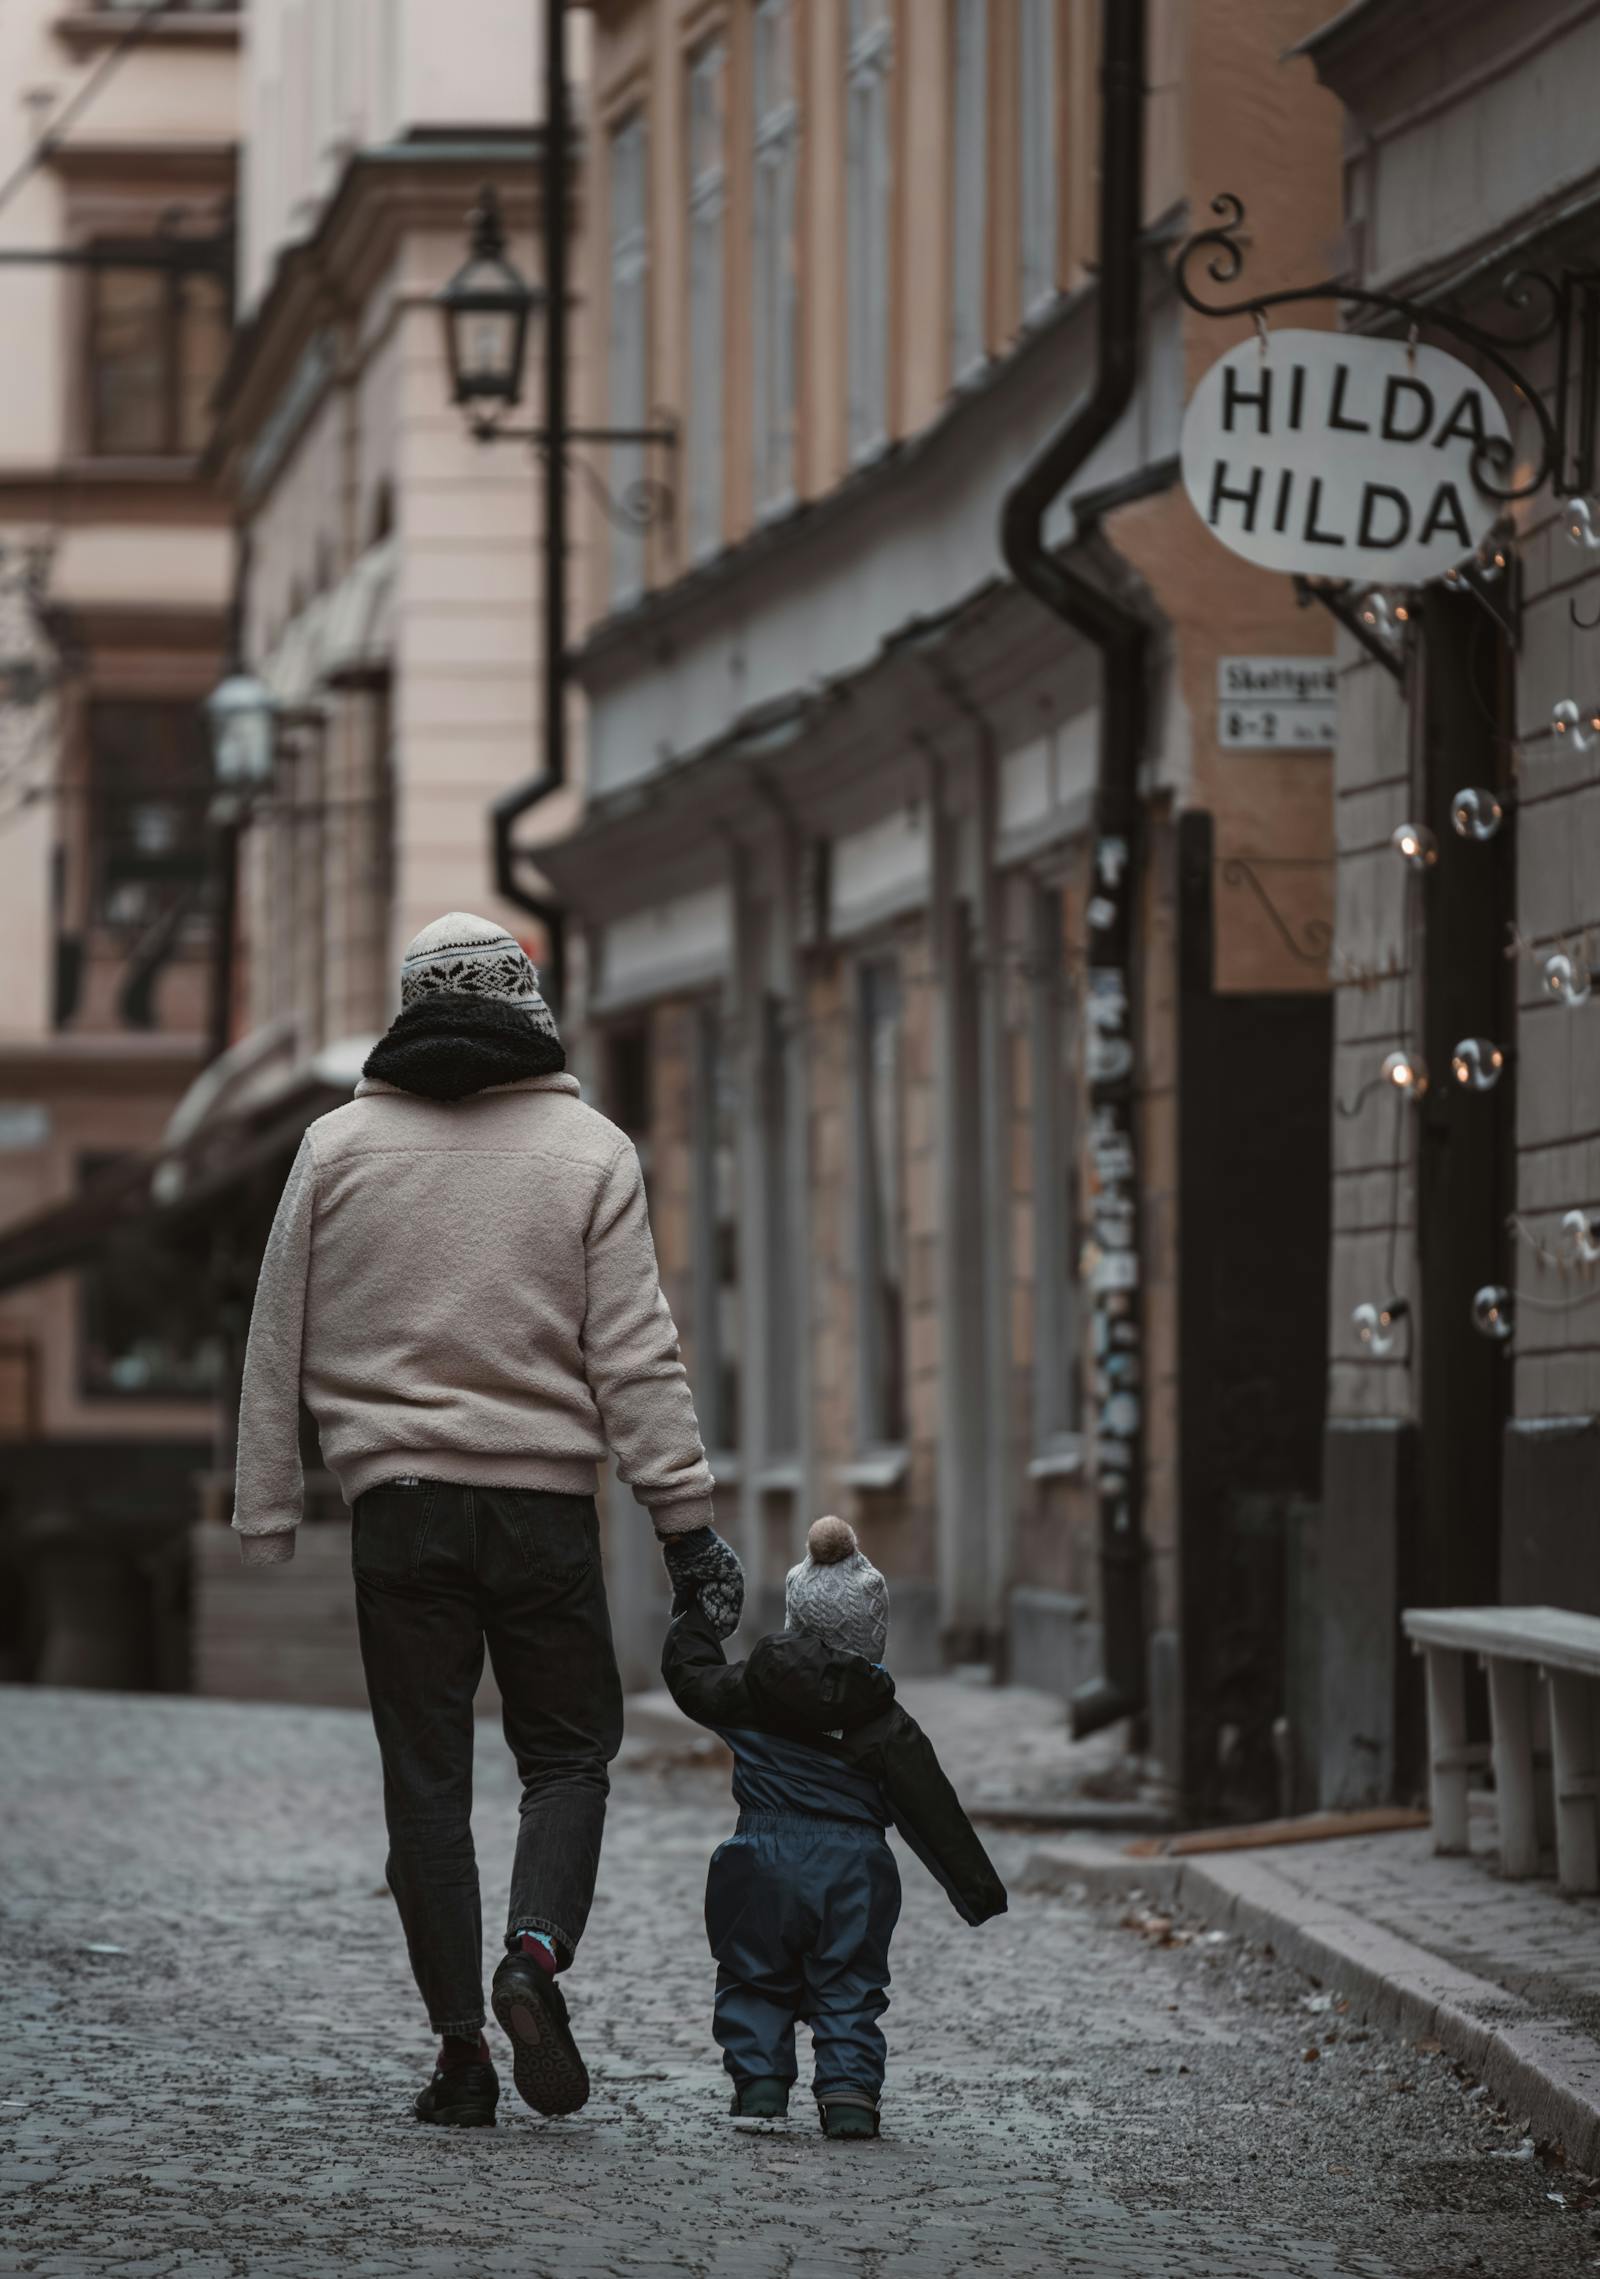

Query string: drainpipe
492 0 568 1014
999 0 1148 1740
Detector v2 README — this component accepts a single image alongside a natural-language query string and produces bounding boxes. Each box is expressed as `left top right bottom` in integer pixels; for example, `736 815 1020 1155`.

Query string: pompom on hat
399 911 559 1044
784 1516 889 1665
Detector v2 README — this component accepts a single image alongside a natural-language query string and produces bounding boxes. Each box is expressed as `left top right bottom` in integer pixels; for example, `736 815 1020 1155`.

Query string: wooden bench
1403 1605 1600 1893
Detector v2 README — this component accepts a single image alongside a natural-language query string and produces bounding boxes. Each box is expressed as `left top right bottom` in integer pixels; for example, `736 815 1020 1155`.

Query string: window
752 0 798 513
761 992 798 1457
79 1155 224 1402
846 0 893 459
856 957 907 1448
608 112 650 605
87 701 213 932
1018 0 1058 317
693 1003 741 1456
1030 883 1081 1445
87 250 230 457
686 38 727 561
950 0 987 380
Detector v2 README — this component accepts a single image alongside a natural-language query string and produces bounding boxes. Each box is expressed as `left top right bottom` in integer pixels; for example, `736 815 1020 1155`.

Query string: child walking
662 1516 1007 2140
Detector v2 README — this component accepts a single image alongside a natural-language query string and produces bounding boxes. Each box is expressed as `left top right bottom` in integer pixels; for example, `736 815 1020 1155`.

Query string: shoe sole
491 1969 590 2117
730 2113 789 2133
417 2105 497 2129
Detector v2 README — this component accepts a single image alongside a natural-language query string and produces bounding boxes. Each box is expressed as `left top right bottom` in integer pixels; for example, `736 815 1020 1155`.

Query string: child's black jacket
661 1600 1008 1927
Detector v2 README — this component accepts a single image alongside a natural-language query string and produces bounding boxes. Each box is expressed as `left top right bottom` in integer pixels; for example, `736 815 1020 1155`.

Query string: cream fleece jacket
231 1072 714 1564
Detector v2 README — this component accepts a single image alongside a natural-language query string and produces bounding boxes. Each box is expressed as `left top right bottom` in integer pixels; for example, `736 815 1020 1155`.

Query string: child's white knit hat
784 1516 889 1664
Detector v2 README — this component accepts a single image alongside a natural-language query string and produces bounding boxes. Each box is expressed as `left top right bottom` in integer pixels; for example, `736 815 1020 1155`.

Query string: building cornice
0 461 229 527
52 11 242 58
46 140 235 188
0 1033 208 1093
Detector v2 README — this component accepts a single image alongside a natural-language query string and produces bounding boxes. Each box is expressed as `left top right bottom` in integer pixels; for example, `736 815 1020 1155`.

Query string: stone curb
1023 1837 1600 2172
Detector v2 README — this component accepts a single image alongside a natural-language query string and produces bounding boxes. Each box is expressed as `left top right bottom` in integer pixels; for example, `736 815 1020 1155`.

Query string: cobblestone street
1 1689 1591 2279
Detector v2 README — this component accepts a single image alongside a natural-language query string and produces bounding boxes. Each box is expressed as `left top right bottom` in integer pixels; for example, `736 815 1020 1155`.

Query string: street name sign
1181 330 1511 586
1217 656 1337 750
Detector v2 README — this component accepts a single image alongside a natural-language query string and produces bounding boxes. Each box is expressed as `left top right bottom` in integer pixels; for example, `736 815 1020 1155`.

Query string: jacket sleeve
231 1135 318 1566
582 1136 716 1535
849 1706 1009 1927
661 1600 758 1730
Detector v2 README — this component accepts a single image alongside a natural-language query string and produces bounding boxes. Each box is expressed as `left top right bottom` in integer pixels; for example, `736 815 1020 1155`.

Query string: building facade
0 0 240 1689
541 0 1345 1809
1296 0 1600 1807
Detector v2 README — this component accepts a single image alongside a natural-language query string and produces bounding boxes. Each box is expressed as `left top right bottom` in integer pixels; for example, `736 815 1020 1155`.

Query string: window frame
845 0 894 463
685 34 728 563
949 0 988 384
84 242 230 460
853 950 908 1455
751 0 800 518
691 997 742 1463
607 109 652 607
1017 0 1060 322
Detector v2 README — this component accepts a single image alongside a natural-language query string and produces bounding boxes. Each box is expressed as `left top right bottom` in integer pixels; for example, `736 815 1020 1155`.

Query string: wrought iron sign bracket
1294 575 1406 681
471 411 680 534
1177 193 1600 506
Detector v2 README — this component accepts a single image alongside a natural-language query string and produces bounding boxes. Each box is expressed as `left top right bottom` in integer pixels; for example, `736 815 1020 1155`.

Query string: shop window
608 111 651 605
752 0 798 513
79 1155 224 1401
950 0 988 381
1030 882 1081 1444
686 36 727 561
604 1021 653 1194
1018 0 1058 318
855 956 907 1449
87 700 212 933
846 0 893 460
86 250 230 457
693 1003 742 1457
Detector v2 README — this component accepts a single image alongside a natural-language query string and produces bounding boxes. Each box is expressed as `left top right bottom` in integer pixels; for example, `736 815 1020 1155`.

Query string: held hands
660 1526 745 1640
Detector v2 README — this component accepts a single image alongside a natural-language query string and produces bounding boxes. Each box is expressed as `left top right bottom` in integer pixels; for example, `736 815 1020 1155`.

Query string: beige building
543 0 1347 1808
0 0 240 1688
1294 0 1600 1807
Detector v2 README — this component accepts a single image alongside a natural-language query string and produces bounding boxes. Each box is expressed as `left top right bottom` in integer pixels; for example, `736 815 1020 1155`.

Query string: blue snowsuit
662 1602 1007 2105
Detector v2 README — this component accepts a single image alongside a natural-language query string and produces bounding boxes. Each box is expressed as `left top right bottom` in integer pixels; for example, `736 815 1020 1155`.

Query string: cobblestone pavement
1 1688 1594 2279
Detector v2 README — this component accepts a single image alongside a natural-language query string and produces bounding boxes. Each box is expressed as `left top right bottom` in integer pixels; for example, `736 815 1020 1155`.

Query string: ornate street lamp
202 666 279 793
437 186 539 419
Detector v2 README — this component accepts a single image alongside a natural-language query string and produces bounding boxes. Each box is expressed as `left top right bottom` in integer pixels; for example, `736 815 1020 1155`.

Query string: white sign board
1218 657 1337 751
1181 330 1511 586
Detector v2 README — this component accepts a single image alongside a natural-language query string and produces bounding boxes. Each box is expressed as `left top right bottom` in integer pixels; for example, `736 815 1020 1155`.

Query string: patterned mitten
660 1526 745 1640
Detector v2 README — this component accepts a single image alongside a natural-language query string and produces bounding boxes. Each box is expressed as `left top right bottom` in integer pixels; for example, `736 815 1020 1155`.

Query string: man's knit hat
784 1516 889 1665
399 911 559 1043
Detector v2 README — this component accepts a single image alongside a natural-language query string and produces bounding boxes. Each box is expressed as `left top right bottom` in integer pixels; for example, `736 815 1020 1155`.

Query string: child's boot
730 2076 791 2129
818 2093 879 2140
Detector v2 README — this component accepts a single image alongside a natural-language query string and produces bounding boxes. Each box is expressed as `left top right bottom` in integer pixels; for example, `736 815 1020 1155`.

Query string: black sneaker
414 2059 499 2128
730 2076 790 2129
818 2095 880 2141
491 1951 590 2116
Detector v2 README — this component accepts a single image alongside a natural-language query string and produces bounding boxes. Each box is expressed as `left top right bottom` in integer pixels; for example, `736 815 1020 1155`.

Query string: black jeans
351 1479 624 2038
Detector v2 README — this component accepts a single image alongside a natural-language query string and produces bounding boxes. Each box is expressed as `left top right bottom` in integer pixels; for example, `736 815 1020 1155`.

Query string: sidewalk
1025 1810 1600 2172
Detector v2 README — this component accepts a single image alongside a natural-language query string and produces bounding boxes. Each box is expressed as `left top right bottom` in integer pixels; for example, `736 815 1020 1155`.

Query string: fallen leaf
1303 2048 1320 2063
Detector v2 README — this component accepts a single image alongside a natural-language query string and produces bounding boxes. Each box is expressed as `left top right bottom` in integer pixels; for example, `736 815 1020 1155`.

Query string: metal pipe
998 0 1149 1739
490 0 567 1013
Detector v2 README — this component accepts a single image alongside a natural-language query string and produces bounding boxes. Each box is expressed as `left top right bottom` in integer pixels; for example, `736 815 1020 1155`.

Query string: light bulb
1543 950 1592 1007
1358 590 1408 639
1451 1037 1505 1090
1450 787 1503 841
1568 497 1600 552
1442 563 1467 590
1382 1049 1429 1097
1478 538 1509 582
1551 698 1600 751
1563 1209 1600 1264
1352 1299 1407 1356
1471 1285 1514 1341
1391 821 1438 870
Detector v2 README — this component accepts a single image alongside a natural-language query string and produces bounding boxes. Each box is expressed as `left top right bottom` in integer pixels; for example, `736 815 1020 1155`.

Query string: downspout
999 0 1148 1739
492 0 568 1014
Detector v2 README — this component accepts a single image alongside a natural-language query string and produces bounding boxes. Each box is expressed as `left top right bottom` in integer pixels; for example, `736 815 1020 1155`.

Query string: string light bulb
1544 950 1593 1007
1450 787 1504 841
1352 1299 1407 1356
1391 821 1438 870
1563 1209 1600 1265
1451 1037 1505 1091
1471 1285 1514 1341
1382 1049 1429 1097
1359 590 1410 639
1567 497 1600 552
1477 535 1510 582
1551 698 1600 750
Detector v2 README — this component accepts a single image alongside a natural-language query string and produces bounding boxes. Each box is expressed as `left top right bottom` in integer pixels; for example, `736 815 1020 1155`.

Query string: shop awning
320 535 396 689
261 593 331 711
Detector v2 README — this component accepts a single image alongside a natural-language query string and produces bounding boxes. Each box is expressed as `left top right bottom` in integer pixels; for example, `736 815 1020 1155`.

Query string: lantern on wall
436 186 539 411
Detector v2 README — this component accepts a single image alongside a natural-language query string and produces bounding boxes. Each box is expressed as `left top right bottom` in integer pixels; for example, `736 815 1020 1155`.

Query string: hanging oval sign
1180 329 1512 586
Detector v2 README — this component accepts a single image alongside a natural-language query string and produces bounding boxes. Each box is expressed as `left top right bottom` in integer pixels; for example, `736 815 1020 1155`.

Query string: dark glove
661 1526 744 1640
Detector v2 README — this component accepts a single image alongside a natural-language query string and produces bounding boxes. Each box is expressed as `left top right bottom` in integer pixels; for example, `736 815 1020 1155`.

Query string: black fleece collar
361 992 566 1102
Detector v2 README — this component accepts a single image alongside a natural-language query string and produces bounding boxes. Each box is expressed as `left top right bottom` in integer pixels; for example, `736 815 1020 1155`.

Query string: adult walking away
231 913 744 2128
